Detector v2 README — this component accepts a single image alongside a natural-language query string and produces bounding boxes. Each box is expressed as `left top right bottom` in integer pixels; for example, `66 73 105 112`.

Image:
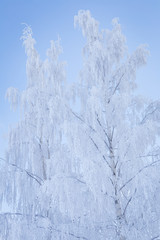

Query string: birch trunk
109 141 126 240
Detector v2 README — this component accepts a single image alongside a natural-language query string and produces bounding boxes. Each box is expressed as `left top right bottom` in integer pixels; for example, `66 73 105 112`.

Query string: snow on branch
0 157 43 185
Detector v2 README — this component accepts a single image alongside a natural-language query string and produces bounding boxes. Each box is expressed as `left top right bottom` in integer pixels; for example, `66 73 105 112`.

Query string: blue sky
0 0 160 156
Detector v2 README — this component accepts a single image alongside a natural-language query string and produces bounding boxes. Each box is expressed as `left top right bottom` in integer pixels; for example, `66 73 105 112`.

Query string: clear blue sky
0 0 160 156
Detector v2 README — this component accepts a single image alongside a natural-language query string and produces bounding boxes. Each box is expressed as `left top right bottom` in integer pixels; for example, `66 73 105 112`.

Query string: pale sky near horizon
0 0 160 157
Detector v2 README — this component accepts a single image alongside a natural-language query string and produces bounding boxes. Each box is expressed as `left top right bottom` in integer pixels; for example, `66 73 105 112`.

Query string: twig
123 196 132 217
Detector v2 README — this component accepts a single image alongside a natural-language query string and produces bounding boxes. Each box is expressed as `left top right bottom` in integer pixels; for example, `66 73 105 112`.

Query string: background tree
0 25 72 239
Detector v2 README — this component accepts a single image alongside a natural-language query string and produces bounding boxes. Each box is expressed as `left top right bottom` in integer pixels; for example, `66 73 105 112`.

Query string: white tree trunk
109 142 126 240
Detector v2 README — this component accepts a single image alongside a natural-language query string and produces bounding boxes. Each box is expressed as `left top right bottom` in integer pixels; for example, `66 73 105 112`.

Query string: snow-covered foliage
1 11 160 240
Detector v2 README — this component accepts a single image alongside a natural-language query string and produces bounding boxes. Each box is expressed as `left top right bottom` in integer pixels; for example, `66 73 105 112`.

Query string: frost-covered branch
67 105 96 132
151 236 160 240
141 101 160 124
69 106 112 154
107 73 124 104
89 136 112 170
51 227 88 240
119 160 160 191
0 157 43 185
96 112 110 148
66 175 86 184
123 195 133 218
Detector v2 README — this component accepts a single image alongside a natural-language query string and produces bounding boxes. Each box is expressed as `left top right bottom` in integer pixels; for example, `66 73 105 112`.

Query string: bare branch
89 136 99 150
68 106 112 157
111 126 115 142
89 136 112 170
66 176 86 184
0 212 23 217
151 236 160 240
66 104 95 132
0 157 43 185
95 112 110 148
139 153 159 159
109 177 114 186
51 227 88 240
141 107 157 124
141 100 160 124
26 171 42 185
119 160 160 191
123 196 132 217
70 108 85 123
107 73 124 104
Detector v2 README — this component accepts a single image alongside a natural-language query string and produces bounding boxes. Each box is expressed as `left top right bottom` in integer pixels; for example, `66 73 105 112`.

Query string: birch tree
68 10 160 240
0 25 71 239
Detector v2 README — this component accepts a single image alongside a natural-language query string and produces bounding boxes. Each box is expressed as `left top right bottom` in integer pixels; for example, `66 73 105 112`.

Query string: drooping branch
67 104 96 132
0 157 43 185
